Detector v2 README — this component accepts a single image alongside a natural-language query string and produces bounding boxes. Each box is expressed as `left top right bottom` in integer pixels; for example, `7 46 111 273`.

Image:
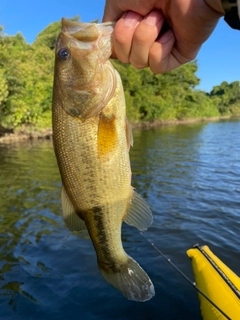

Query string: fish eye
58 48 70 61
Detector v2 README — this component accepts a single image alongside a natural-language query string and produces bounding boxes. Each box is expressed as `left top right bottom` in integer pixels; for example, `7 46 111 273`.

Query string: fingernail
145 9 163 26
123 11 142 27
159 30 174 44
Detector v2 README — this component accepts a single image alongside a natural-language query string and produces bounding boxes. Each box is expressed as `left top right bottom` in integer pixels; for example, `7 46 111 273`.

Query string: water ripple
0 120 239 319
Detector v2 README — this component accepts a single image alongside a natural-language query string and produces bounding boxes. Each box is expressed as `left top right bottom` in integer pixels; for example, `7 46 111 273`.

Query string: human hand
103 0 224 73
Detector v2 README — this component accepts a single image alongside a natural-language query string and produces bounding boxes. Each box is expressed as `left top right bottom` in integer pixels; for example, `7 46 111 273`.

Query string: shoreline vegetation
1 18 240 144
0 115 237 143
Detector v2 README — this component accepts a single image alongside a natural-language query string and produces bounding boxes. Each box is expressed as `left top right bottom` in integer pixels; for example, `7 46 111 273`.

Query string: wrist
221 0 238 13
222 0 240 29
204 0 225 14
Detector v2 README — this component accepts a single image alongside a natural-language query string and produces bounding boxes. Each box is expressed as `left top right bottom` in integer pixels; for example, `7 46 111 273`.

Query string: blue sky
0 0 239 92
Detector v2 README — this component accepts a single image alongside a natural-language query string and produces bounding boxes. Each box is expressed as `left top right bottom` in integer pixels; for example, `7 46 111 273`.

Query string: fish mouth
55 18 117 120
61 18 116 42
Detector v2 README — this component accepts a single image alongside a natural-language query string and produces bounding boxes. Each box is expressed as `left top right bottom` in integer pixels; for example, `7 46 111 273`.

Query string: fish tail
100 255 155 302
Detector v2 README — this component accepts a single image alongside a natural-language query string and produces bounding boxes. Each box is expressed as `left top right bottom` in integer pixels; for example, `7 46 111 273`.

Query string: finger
112 11 143 63
149 30 181 73
103 0 156 22
129 9 164 69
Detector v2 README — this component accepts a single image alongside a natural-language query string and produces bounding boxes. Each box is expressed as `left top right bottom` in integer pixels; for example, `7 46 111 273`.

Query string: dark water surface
0 119 239 320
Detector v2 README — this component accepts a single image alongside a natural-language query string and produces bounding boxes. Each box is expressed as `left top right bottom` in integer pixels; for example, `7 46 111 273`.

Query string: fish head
53 19 116 120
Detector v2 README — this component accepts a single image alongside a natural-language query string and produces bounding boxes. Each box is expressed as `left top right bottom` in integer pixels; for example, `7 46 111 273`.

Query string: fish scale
52 18 155 302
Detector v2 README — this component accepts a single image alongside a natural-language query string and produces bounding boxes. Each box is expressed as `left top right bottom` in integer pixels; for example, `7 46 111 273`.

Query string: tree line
0 19 240 130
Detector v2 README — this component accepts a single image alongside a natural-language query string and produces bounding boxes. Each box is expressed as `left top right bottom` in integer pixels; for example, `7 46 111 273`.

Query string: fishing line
140 232 232 320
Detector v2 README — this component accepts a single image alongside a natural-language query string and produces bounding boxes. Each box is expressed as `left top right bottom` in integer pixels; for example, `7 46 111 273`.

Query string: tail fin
100 256 155 302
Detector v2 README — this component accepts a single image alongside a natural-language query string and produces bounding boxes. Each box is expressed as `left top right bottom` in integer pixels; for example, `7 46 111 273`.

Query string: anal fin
61 186 86 232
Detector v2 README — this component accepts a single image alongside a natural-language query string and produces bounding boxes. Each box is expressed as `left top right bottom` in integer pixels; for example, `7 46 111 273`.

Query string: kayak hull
187 245 240 320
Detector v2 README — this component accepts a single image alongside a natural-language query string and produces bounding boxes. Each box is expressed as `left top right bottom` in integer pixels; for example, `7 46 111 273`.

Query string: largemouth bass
52 18 155 302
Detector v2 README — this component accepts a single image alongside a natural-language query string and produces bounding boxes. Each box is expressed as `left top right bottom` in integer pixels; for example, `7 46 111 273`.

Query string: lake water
0 119 239 320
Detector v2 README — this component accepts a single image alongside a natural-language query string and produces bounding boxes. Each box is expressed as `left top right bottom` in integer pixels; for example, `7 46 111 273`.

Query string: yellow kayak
187 245 240 320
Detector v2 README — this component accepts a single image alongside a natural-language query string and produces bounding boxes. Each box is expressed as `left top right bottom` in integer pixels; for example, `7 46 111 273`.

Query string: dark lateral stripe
90 206 120 273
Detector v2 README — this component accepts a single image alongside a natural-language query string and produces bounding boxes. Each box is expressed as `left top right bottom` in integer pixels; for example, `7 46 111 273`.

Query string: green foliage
33 16 79 50
0 25 54 127
0 20 238 131
0 69 8 105
113 60 219 121
209 81 240 115
33 21 61 50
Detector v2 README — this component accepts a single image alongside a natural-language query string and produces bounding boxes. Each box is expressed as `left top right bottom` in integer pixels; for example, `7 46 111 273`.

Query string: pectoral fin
126 117 133 150
97 113 117 157
123 190 153 231
61 186 86 231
